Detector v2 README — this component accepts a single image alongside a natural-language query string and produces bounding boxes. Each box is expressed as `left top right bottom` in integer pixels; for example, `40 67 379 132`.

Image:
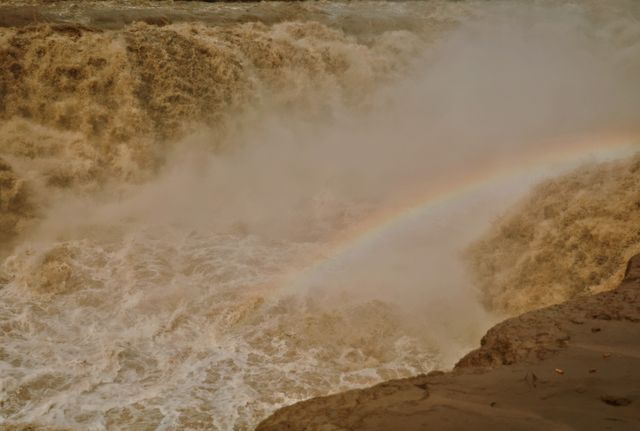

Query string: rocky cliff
256 255 640 431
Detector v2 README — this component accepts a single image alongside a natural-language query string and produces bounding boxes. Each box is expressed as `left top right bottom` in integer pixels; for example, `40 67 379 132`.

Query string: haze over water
0 1 639 429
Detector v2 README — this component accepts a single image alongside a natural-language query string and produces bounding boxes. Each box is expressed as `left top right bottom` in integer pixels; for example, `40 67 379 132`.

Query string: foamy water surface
1 1 639 429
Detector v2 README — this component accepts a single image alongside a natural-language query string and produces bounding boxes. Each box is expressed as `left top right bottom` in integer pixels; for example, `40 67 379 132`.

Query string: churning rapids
1 1 640 430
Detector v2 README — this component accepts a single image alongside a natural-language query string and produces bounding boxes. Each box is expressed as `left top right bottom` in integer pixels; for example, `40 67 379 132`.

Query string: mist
37 2 640 289
1 1 639 429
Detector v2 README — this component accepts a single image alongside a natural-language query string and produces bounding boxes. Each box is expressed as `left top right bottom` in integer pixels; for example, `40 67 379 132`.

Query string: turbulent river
1 1 639 430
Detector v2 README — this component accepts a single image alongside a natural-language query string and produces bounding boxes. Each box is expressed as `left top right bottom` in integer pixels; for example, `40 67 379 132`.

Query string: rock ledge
256 255 640 431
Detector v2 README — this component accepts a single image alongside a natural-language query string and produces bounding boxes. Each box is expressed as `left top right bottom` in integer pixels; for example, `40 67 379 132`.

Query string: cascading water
1 1 639 430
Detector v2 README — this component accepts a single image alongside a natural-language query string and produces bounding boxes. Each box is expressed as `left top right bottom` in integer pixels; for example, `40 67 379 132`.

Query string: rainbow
268 133 639 299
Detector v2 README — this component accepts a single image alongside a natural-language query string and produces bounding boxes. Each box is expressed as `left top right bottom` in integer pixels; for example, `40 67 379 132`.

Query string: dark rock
601 395 632 407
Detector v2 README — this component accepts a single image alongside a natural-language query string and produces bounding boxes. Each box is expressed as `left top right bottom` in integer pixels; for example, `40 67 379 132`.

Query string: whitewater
1 1 639 430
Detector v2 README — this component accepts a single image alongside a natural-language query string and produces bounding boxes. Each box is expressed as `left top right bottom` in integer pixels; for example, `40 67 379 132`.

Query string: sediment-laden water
1 1 639 430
